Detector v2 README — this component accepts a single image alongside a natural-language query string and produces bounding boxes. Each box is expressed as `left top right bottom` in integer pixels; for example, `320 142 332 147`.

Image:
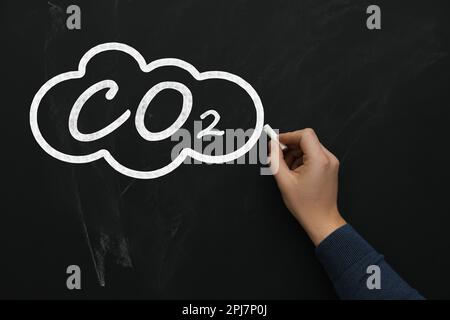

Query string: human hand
269 128 346 246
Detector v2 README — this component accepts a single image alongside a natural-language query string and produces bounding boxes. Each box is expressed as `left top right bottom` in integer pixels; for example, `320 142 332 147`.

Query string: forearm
270 129 423 299
315 224 424 300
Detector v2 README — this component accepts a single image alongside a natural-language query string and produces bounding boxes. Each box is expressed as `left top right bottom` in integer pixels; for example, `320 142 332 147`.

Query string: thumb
269 140 290 186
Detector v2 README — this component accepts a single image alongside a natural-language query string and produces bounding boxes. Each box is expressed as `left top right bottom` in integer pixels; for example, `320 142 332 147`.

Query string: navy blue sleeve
315 224 424 300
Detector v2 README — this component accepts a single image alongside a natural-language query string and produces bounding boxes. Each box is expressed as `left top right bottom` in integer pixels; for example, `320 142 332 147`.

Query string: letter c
69 79 131 142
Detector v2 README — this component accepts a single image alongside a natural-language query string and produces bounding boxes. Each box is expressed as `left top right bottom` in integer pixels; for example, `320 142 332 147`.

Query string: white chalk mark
69 80 131 142
263 124 287 151
30 42 265 179
135 82 192 141
197 109 224 139
71 171 105 286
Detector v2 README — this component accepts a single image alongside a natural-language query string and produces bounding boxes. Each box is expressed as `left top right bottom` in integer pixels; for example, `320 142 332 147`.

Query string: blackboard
1 0 450 299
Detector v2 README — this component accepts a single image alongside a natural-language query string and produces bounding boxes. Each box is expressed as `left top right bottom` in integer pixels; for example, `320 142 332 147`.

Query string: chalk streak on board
43 0 136 286
72 170 105 286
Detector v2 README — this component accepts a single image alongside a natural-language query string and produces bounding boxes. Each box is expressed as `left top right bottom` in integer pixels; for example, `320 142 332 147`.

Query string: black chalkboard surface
1 0 450 299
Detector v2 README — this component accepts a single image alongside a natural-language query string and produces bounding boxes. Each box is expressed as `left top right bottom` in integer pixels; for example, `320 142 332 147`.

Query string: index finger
278 128 323 157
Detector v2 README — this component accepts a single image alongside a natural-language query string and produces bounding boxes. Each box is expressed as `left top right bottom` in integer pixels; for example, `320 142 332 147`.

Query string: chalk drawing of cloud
30 42 264 179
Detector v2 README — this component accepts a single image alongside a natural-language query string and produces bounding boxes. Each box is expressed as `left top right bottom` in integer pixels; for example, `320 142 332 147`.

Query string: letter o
135 81 192 141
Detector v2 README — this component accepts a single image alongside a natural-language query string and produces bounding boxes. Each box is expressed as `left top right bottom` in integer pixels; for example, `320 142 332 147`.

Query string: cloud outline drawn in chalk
30 42 264 179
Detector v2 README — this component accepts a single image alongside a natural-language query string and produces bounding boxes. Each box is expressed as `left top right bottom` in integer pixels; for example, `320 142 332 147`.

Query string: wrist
300 209 346 247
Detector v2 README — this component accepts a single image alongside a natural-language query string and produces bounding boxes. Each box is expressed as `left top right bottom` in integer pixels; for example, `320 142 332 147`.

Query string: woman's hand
269 128 346 246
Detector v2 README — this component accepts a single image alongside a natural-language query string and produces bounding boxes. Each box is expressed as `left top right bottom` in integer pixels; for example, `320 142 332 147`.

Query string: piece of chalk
263 124 288 151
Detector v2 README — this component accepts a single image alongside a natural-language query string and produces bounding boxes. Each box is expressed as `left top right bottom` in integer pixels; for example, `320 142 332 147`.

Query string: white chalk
263 124 288 151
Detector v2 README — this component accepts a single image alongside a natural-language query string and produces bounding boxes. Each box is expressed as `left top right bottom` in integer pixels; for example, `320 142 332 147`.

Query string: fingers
279 129 339 169
279 128 323 163
291 157 303 170
284 150 296 168
320 143 340 167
